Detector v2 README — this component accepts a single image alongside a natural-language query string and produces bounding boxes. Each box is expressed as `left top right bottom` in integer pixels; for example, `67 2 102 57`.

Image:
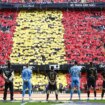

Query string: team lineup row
2 60 105 102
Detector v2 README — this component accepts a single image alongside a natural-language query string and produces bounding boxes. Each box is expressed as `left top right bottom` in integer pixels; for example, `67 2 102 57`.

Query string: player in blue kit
22 64 32 102
69 61 83 101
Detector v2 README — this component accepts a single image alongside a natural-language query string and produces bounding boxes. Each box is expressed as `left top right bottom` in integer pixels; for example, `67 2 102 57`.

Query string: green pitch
0 102 20 105
73 99 105 103
0 101 59 105
0 100 105 105
87 100 105 103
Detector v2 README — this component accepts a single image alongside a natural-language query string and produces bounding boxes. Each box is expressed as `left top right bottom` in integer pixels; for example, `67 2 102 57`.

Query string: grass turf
26 102 59 105
0 100 105 105
0 101 20 105
87 100 105 103
0 101 60 105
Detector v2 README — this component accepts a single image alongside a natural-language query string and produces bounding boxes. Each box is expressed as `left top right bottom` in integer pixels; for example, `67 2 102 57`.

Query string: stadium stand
87 0 105 2
13 73 67 92
96 73 103 90
5 71 103 92
66 73 103 92
1 0 105 3
14 73 22 90
0 10 18 64
0 0 104 94
0 75 5 91
10 11 66 65
1 0 23 3
57 73 67 88
63 11 105 64
9 10 105 65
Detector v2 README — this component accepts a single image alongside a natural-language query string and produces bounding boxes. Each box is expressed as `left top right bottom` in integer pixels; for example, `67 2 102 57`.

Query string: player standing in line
69 61 83 101
101 70 105 99
87 62 97 100
3 61 14 101
46 66 58 101
22 64 32 102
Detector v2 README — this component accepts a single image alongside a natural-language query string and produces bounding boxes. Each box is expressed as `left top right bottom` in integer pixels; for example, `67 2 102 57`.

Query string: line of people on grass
2 60 105 102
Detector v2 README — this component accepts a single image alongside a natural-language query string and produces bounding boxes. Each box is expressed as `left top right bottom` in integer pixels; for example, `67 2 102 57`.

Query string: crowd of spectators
0 0 105 3
0 10 18 64
63 11 105 64
10 11 66 65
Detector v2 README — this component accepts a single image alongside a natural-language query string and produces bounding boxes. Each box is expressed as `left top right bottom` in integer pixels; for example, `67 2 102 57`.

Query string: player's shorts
71 77 80 88
87 78 96 89
23 80 32 90
47 82 57 91
102 81 105 89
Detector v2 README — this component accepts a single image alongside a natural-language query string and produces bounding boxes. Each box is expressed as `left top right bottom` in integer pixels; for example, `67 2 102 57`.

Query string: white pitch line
21 102 28 105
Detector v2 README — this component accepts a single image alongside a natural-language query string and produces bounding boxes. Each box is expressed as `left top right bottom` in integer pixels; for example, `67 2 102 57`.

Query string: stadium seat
13 72 67 92
63 11 105 64
0 10 18 64
1 0 105 3
57 73 67 88
66 73 104 91
87 0 105 2
14 74 22 90
10 10 66 65
0 75 5 91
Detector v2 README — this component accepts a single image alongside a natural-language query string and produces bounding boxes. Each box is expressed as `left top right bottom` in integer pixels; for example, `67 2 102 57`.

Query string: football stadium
0 0 105 105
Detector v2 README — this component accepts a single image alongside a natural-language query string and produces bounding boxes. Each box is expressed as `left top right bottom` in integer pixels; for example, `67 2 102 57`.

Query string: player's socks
87 90 90 99
29 96 32 101
77 89 81 100
22 97 24 102
29 90 32 97
101 90 105 100
87 97 89 100
94 90 96 98
56 94 58 101
46 94 49 101
70 89 74 100
94 97 96 100
22 90 25 101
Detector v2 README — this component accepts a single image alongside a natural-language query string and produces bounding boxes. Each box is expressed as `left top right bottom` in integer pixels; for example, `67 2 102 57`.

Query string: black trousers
3 82 14 100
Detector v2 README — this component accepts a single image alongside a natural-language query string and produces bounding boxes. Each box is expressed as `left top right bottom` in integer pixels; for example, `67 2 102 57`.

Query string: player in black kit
101 70 105 99
46 66 58 101
3 61 14 101
87 62 97 100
